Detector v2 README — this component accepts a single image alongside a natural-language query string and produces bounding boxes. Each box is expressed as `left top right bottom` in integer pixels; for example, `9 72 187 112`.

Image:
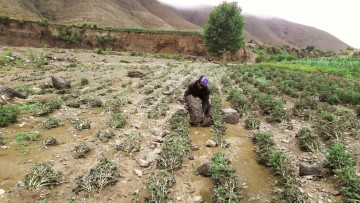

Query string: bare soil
0 46 353 203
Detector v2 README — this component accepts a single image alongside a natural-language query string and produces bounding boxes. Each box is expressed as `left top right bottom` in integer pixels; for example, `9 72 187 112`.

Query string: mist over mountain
0 0 349 51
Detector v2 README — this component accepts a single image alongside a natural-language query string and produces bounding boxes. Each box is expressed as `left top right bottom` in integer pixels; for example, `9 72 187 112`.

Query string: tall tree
203 1 244 59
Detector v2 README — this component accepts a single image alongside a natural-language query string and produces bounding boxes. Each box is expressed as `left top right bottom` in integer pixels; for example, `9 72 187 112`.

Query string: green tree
203 1 244 59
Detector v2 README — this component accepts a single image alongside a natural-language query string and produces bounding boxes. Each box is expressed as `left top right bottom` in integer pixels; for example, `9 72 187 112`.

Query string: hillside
0 0 350 51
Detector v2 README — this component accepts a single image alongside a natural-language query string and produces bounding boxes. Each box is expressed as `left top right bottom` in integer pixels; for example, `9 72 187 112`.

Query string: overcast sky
158 0 360 48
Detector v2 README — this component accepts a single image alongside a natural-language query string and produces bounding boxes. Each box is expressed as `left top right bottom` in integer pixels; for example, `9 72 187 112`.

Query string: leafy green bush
244 116 260 130
15 132 39 142
145 171 175 203
295 128 320 152
39 116 60 129
0 105 20 127
323 141 356 172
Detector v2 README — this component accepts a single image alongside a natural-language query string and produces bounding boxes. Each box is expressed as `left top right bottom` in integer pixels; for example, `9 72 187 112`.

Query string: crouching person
183 75 212 126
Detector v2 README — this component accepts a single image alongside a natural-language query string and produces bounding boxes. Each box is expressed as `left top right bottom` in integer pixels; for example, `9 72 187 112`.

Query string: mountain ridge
0 0 350 51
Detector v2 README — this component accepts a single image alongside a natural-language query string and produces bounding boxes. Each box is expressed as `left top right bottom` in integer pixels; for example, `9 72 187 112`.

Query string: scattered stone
0 86 26 99
0 189 5 195
193 195 205 203
197 163 210 177
134 169 142 177
190 144 200 151
138 159 150 168
127 70 145 78
220 108 240 124
1 146 8 150
51 76 71 89
146 151 159 162
331 190 341 196
205 140 217 148
188 155 194 160
299 162 321 176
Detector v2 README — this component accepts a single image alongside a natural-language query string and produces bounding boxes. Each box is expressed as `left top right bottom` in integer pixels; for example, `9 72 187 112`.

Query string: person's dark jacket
183 79 211 115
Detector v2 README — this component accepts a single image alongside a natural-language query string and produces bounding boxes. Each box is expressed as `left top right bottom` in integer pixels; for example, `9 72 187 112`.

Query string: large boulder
185 95 204 125
221 108 240 124
197 163 211 177
299 162 321 176
0 86 26 99
185 95 212 126
52 76 71 89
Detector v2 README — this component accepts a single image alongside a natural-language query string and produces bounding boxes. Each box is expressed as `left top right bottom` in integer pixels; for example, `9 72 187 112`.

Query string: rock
220 108 240 124
127 70 145 78
134 169 142 177
197 163 210 177
51 76 71 89
205 140 217 148
331 190 341 196
138 159 150 168
190 144 200 151
185 95 204 125
299 162 321 176
0 86 26 99
188 155 195 160
146 151 159 162
0 189 5 195
193 195 205 203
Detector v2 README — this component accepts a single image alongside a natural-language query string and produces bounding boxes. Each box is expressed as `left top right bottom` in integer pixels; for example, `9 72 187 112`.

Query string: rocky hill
0 0 350 51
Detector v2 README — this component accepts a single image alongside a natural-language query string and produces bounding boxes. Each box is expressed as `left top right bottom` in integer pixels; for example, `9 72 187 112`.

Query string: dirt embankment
0 19 206 56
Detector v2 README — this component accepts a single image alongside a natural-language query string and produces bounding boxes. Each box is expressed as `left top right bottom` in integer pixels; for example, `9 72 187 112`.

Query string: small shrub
72 119 91 131
25 163 62 189
15 132 39 142
35 98 62 116
95 129 114 142
109 112 127 128
144 170 175 203
74 157 119 193
0 136 5 145
80 78 89 86
244 116 260 130
295 128 320 152
323 141 356 172
43 136 57 146
114 132 142 153
0 105 20 127
72 143 91 159
39 116 60 129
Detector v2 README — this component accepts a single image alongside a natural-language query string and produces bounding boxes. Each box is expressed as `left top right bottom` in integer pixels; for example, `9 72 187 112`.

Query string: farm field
0 46 359 203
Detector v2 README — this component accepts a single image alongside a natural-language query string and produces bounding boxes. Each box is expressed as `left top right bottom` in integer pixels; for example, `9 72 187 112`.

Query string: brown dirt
0 46 350 203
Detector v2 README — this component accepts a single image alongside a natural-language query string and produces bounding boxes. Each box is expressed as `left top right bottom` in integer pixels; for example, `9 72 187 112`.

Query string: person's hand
184 103 188 110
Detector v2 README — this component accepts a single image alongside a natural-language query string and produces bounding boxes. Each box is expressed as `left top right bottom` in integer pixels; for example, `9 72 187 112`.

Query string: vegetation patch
74 157 119 193
209 152 242 202
39 116 61 129
72 142 91 159
323 141 359 202
15 131 39 142
43 136 58 146
25 163 62 189
0 105 20 127
244 116 260 130
252 131 308 202
35 98 62 116
114 132 142 153
71 119 91 131
95 129 114 142
108 111 127 128
295 128 320 152
144 170 175 203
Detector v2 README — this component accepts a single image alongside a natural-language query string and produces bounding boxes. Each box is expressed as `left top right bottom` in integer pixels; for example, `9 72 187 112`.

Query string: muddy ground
0 46 354 203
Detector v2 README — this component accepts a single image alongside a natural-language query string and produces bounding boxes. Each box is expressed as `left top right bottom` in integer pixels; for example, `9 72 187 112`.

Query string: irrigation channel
176 123 275 202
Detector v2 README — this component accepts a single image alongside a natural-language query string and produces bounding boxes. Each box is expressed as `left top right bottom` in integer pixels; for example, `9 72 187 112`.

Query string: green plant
15 132 39 142
244 116 260 130
74 157 119 193
38 19 48 27
144 170 175 203
109 112 127 128
323 141 355 172
203 1 244 58
72 142 91 159
39 116 60 129
0 105 20 127
114 132 142 153
35 98 62 116
95 129 114 142
25 163 62 189
43 136 57 146
295 128 320 152
72 119 91 131
0 16 10 25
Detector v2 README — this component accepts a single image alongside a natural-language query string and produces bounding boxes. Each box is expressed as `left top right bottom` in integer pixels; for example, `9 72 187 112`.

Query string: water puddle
178 123 275 202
